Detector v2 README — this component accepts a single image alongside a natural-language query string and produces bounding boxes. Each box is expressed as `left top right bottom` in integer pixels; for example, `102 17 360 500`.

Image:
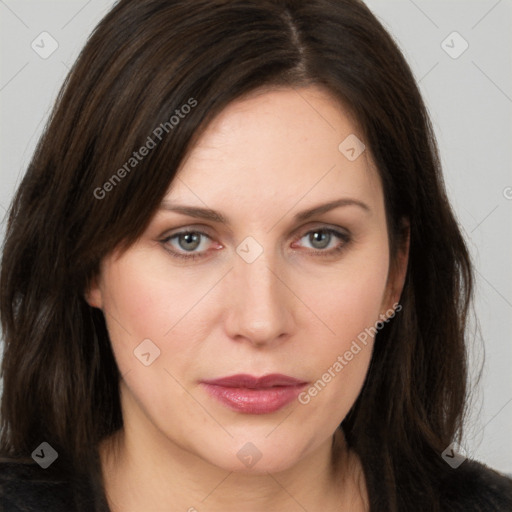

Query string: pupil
310 230 330 249
180 233 200 251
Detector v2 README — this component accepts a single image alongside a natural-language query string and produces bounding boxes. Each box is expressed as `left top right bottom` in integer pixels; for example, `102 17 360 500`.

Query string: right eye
161 230 216 260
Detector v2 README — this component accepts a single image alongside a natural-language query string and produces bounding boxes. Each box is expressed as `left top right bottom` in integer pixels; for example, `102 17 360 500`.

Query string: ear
381 218 410 313
84 274 103 309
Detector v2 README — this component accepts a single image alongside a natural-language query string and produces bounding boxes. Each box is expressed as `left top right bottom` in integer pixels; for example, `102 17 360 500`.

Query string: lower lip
201 383 307 414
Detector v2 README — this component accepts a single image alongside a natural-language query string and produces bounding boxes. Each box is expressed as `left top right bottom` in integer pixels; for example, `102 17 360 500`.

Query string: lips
202 373 306 388
201 373 308 414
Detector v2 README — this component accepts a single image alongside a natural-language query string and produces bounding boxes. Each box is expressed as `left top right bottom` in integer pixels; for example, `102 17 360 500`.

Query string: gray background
1 0 511 474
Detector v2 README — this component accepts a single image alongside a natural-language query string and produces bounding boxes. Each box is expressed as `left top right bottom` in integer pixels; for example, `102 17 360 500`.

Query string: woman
1 0 511 510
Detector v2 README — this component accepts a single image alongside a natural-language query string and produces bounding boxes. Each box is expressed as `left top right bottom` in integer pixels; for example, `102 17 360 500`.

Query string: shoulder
0 458 86 512
439 458 512 511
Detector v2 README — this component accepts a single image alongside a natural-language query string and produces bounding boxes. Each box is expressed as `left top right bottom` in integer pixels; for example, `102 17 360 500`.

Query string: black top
0 458 109 512
1 457 512 511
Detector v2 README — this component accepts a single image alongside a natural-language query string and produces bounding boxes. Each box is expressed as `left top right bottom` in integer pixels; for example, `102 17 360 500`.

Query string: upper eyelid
162 224 349 248
161 227 214 242
161 222 348 238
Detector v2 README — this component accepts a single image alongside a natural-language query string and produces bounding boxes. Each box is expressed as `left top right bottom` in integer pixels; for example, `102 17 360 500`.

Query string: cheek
98 252 213 375
98 256 215 443
304 240 390 343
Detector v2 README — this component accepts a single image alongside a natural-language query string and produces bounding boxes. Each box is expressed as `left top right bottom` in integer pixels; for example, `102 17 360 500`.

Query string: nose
223 247 295 348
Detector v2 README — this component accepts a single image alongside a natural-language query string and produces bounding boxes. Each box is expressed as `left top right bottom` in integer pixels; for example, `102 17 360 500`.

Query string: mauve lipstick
201 374 308 414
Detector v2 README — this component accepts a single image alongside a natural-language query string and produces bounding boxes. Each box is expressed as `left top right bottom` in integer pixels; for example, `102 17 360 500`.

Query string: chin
194 434 314 475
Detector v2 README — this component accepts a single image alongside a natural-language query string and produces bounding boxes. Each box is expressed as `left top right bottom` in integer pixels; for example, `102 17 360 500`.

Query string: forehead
166 86 383 219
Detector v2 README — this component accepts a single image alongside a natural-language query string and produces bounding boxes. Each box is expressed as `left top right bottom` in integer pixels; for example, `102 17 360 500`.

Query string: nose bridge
239 254 277 305
225 241 292 345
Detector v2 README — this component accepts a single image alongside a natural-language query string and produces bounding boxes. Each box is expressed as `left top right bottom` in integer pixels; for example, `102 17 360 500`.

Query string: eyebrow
159 198 370 224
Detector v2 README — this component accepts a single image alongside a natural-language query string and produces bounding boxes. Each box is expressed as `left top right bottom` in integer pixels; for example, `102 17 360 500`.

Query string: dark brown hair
1 0 473 510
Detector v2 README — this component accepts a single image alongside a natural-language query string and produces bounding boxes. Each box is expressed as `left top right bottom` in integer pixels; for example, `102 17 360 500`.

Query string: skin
87 85 409 512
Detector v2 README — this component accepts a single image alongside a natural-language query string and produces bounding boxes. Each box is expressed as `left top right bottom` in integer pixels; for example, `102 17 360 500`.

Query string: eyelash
160 227 351 261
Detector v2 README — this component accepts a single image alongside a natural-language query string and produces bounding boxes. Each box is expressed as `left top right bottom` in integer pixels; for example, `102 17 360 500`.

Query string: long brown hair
1 1 472 510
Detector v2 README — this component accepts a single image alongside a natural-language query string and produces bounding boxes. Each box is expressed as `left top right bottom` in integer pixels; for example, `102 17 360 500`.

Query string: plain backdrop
0 0 511 474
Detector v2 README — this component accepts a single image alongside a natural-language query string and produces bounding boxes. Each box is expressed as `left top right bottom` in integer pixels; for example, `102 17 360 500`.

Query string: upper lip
201 373 307 389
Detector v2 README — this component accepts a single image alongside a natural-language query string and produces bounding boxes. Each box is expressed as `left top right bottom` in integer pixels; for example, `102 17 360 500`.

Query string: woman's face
88 86 406 473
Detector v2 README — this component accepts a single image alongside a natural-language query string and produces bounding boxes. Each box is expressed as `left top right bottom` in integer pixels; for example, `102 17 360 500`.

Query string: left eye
294 228 349 252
